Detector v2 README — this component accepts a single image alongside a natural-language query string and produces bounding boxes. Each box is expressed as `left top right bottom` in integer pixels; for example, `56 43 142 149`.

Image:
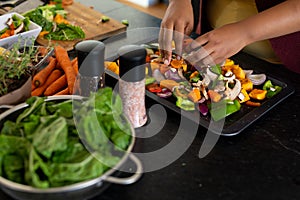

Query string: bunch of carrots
31 45 78 97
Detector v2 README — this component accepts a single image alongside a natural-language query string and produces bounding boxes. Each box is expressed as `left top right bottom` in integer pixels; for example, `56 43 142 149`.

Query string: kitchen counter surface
1 0 299 199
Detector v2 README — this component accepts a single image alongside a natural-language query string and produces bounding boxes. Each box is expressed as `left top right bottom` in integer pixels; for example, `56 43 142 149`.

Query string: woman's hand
185 22 249 67
159 0 194 64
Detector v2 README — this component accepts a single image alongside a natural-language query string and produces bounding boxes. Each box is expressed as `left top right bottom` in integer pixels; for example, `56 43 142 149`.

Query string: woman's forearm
241 0 300 46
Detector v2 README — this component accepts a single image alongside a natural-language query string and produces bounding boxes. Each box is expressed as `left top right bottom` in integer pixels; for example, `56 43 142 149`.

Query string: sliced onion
152 69 165 83
244 70 253 77
164 68 182 82
248 74 266 85
157 88 172 98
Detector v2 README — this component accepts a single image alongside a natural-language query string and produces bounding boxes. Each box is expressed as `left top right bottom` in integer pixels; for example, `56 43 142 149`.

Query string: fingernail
164 59 169 65
176 55 181 60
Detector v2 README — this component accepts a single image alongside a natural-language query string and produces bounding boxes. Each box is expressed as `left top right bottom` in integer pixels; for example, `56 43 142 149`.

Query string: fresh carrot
31 81 36 91
31 69 63 96
62 0 73 6
54 87 69 95
32 57 57 87
54 46 76 94
71 57 78 75
44 74 67 96
45 56 79 96
0 30 11 39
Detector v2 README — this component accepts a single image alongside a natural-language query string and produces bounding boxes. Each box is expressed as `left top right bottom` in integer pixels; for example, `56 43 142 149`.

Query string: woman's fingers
159 28 173 64
173 29 185 60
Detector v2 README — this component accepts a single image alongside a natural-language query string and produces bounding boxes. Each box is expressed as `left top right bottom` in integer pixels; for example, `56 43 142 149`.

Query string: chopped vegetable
262 80 282 98
121 19 129 26
164 68 182 82
146 83 162 93
157 88 172 98
188 88 201 103
176 96 195 111
111 47 283 121
245 101 261 107
0 15 30 39
198 103 209 116
145 76 156 85
105 61 119 74
209 64 222 75
173 86 189 99
209 99 241 121
207 90 222 103
238 88 250 103
240 78 253 91
248 89 267 100
170 59 184 69
159 79 180 91
101 16 110 22
231 65 246 80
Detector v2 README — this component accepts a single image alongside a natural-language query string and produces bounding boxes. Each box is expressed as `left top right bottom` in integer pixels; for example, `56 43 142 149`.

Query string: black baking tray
105 68 294 136
102 31 295 136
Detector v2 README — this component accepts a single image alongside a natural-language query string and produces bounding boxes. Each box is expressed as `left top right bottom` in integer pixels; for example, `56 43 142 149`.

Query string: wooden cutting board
36 1 127 51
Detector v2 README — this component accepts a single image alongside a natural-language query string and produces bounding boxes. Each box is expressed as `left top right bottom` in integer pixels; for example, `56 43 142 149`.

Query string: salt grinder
75 40 105 96
118 45 147 128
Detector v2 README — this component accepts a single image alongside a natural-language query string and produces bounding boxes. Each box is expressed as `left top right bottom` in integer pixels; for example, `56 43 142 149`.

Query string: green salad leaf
45 23 85 41
23 4 84 41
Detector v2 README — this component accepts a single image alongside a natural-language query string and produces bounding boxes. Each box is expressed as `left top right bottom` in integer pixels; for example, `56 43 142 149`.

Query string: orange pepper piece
249 89 267 100
188 88 201 103
170 59 183 69
208 90 222 102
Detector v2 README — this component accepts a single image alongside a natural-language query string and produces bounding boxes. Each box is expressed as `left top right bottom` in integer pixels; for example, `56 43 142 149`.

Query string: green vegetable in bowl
0 88 132 188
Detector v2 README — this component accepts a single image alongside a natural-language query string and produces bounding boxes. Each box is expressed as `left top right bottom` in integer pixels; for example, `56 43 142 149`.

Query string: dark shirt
255 0 300 74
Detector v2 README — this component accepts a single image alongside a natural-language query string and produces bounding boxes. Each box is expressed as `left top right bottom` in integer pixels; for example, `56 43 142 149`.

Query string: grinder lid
118 45 146 82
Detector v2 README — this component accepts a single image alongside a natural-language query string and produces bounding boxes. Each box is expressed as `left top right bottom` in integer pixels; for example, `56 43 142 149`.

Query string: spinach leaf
0 135 30 177
47 99 73 118
27 147 50 188
24 9 53 32
110 129 131 151
1 121 22 137
49 155 104 185
52 138 88 163
16 97 45 123
79 114 109 151
45 24 85 41
3 154 24 183
33 117 68 158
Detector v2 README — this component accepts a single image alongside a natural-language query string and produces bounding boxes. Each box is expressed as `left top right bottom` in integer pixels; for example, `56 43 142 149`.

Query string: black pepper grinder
118 45 147 128
75 40 105 96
